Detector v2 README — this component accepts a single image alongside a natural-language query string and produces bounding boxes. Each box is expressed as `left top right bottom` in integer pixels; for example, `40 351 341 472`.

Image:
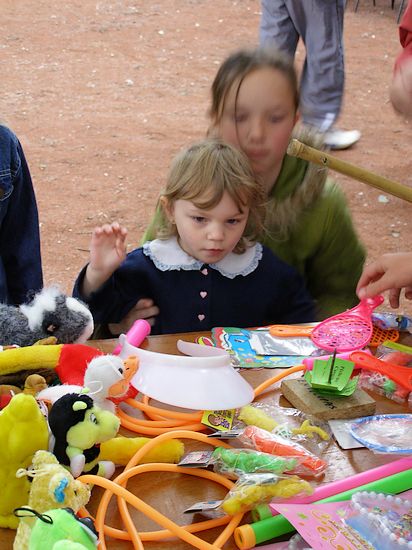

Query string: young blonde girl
142 46 365 323
74 139 314 335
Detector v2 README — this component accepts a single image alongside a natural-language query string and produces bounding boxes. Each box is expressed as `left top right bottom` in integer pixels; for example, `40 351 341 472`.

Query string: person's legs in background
260 0 361 149
260 0 300 58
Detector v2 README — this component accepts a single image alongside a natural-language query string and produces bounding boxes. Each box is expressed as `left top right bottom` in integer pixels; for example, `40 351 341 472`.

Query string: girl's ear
293 110 300 125
160 196 174 223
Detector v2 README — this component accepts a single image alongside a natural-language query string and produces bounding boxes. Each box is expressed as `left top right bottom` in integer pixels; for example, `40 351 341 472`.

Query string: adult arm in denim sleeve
0 139 43 304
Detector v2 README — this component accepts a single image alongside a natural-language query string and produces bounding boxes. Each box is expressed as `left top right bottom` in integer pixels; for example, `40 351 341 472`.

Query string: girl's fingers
93 223 127 237
102 223 115 234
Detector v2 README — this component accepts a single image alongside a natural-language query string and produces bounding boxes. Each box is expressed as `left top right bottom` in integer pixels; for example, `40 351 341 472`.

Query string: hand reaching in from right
356 252 412 308
82 222 128 297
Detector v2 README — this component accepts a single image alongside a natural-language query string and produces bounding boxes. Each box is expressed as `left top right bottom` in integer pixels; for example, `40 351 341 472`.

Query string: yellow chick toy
238 405 279 432
0 393 49 528
13 450 91 550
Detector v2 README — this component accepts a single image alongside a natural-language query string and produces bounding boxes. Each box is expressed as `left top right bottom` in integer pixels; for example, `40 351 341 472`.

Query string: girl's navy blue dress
73 237 315 334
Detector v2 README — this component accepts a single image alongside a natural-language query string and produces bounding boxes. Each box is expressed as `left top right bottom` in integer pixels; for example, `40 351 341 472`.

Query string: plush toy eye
118 367 124 374
42 314 61 335
90 413 98 424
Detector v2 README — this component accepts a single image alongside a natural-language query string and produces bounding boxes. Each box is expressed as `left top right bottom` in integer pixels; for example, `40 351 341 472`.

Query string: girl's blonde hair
155 139 266 253
208 46 299 129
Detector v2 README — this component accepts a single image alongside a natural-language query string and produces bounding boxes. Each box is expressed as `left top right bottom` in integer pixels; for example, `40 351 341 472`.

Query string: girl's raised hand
83 222 128 296
90 222 128 274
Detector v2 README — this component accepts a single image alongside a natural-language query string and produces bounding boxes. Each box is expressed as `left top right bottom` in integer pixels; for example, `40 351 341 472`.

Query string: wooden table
1 332 410 549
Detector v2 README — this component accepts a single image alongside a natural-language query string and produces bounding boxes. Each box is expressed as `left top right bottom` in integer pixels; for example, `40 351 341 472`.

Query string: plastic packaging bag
237 403 331 452
359 342 412 407
221 472 313 515
211 446 300 478
238 425 328 477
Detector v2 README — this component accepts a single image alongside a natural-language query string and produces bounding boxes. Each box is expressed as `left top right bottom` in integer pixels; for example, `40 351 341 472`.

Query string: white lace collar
143 237 263 279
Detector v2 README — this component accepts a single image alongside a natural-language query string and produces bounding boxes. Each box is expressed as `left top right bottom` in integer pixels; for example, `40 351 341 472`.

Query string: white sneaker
323 128 361 150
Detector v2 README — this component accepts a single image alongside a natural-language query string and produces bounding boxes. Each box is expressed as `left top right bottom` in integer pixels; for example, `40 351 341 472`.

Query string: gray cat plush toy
0 286 94 347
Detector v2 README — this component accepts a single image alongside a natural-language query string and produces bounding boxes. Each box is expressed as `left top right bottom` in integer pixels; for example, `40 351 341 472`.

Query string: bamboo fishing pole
287 138 412 203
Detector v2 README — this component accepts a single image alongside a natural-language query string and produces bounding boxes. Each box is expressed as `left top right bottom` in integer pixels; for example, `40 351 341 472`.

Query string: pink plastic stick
267 457 412 514
113 319 151 355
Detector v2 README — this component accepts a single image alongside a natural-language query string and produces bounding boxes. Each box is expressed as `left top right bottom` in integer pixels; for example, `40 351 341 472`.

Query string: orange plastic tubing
78 430 242 550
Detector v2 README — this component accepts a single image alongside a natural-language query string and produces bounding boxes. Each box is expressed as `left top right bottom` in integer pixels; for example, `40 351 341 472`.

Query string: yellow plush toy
0 393 49 528
13 450 91 550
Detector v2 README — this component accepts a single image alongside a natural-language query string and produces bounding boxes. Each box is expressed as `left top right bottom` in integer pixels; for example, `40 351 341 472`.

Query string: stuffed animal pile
0 286 186 549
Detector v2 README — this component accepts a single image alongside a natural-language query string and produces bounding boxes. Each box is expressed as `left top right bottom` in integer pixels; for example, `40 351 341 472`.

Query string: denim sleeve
0 137 43 304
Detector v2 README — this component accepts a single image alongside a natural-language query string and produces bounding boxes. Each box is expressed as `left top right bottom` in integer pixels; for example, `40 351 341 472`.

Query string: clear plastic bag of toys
210 446 303 479
220 472 313 515
236 403 330 466
237 424 328 477
359 342 412 408
372 312 412 333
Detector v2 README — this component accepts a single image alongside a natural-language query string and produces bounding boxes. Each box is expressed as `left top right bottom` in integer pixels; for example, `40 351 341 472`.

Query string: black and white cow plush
0 286 94 346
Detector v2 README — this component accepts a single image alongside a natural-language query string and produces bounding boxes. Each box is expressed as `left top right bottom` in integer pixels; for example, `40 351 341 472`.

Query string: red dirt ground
2 0 412 313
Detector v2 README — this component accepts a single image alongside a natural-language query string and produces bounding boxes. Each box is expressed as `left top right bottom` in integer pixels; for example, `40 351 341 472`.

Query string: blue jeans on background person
0 125 43 304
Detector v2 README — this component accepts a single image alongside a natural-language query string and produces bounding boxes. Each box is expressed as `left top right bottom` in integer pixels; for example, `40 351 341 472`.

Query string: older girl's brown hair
155 139 266 253
209 46 299 128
